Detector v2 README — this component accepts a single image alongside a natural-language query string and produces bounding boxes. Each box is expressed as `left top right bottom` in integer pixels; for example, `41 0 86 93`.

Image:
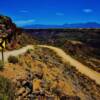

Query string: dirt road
0 45 34 61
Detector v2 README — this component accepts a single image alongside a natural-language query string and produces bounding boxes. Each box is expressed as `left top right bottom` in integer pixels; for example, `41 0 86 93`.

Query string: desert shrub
52 87 62 97
8 56 19 64
0 76 15 100
26 49 33 54
0 60 4 70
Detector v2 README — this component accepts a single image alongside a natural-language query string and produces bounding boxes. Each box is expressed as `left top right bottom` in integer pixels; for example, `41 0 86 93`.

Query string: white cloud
20 10 29 13
15 19 35 26
83 9 93 13
56 12 64 16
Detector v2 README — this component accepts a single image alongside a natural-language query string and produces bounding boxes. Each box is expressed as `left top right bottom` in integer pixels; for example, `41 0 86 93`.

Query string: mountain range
23 22 100 29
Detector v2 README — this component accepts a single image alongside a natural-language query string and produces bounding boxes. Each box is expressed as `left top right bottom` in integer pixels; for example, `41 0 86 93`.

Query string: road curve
39 45 100 85
0 45 34 61
0 45 100 85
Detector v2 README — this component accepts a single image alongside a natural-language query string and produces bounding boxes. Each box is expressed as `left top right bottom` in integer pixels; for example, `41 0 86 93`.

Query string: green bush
8 56 19 64
0 76 15 100
0 60 4 70
26 49 33 54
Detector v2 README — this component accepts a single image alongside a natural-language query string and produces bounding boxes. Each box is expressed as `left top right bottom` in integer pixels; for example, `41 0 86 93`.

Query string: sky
0 0 100 26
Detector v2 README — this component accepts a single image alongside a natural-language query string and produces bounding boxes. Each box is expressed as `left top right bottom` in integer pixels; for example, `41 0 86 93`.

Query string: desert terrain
0 15 100 100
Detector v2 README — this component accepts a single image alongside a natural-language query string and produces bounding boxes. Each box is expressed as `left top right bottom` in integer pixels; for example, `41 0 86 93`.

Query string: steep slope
0 46 100 100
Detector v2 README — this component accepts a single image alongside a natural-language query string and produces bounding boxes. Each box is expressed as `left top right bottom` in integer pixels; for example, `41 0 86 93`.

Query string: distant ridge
23 22 100 29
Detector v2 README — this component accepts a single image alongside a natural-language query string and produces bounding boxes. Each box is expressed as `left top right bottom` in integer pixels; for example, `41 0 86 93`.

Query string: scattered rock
34 71 43 79
17 87 26 96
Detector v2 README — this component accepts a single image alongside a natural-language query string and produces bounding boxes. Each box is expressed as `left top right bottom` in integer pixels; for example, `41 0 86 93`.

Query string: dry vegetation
0 75 15 100
0 47 100 100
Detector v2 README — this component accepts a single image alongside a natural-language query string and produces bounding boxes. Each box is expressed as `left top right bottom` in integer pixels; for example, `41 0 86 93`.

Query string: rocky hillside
0 15 38 50
0 47 100 100
0 15 16 37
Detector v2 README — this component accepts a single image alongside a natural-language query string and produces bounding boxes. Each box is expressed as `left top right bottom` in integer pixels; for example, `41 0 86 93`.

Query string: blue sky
0 0 100 26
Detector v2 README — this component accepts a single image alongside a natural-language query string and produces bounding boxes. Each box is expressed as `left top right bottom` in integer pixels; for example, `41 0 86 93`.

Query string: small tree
8 56 18 64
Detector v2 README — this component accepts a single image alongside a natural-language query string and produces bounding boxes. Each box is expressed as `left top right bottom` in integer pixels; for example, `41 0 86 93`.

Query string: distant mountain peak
23 22 100 29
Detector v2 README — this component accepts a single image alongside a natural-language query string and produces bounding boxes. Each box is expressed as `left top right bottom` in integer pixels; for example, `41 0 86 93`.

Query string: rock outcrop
0 15 17 37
